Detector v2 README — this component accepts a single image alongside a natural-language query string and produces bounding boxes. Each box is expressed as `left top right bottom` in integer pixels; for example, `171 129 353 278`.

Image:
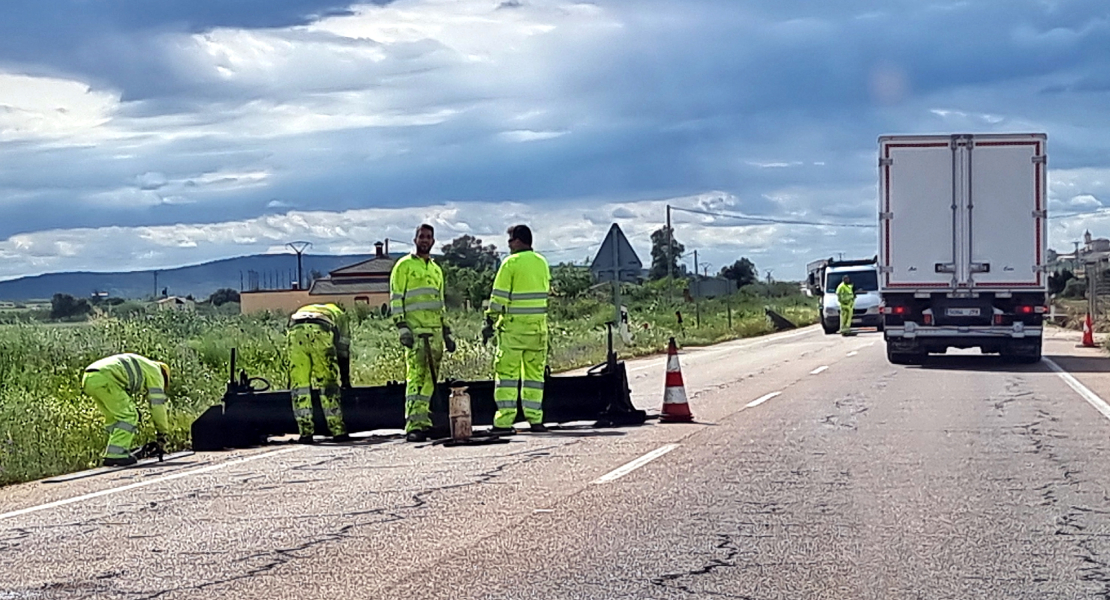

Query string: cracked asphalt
4 326 1110 599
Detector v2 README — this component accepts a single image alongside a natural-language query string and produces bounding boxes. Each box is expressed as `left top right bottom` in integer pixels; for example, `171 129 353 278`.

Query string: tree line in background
21 228 778 324
648 226 760 287
40 288 244 322
437 227 773 312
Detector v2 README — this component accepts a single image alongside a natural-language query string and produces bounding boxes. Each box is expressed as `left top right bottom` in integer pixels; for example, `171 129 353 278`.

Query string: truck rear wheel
822 319 838 335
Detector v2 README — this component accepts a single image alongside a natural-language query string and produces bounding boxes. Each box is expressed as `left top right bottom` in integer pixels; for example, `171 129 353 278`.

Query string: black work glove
398 324 414 349
481 318 495 345
443 327 457 353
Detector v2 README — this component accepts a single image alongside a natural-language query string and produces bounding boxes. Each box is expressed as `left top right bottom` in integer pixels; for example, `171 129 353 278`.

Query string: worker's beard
415 241 434 256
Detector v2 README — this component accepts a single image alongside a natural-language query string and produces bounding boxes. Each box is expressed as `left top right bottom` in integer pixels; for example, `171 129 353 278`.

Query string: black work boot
490 426 516 436
296 435 315 444
104 456 138 467
406 429 428 443
331 433 352 443
529 422 548 433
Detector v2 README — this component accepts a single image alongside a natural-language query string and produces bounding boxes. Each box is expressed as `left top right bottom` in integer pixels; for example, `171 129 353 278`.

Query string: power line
1051 209 1109 220
539 243 600 256
670 206 877 229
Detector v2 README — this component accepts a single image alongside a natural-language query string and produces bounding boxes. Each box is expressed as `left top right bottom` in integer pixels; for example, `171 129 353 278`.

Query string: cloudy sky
1 0 1108 281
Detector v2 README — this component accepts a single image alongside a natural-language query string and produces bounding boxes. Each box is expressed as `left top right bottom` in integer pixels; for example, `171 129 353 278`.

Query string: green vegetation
0 285 815 486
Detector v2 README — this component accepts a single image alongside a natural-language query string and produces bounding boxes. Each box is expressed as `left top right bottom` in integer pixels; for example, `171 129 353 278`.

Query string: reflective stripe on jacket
836 282 855 307
290 303 351 356
84 353 170 432
486 249 551 336
389 254 446 334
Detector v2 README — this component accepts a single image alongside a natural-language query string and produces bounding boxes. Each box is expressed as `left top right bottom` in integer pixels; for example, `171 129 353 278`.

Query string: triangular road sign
590 224 642 283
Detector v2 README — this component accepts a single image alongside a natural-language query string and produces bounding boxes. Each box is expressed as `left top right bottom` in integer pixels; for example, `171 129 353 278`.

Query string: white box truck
878 133 1048 364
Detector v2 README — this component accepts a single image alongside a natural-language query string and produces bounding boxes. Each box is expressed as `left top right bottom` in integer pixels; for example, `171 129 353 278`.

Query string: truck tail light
882 306 907 315
923 314 933 325
994 314 1003 325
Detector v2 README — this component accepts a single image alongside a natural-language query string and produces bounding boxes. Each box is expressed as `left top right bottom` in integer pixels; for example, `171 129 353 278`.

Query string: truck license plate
946 308 980 317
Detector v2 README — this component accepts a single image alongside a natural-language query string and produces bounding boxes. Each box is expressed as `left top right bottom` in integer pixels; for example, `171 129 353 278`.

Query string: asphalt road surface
4 326 1110 599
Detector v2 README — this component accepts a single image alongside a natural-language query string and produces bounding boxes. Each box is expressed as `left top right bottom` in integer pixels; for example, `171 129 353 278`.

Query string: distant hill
0 253 391 301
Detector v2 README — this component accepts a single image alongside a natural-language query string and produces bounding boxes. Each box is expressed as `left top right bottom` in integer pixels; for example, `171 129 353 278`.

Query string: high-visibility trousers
493 335 548 428
404 330 443 433
288 324 346 437
840 302 854 334
82 371 139 459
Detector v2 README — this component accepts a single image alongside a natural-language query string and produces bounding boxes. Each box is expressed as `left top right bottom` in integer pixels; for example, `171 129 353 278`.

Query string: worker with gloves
287 303 351 443
390 223 456 442
482 224 551 434
81 353 171 467
837 275 856 336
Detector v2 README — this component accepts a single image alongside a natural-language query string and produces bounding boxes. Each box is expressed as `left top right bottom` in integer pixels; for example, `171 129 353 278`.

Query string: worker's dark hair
507 224 532 246
415 223 435 237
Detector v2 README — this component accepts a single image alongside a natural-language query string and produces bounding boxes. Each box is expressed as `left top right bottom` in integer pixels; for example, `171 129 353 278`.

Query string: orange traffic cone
660 337 694 423
1083 313 1097 348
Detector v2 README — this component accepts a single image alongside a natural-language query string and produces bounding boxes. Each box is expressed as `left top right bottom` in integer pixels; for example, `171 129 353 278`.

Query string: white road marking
1045 358 1110 421
628 328 818 373
745 392 781 408
810 366 829 375
593 444 679 484
0 447 302 522
847 351 859 357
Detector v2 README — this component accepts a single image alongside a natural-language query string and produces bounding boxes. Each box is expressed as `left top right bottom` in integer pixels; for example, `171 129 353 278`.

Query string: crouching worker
287 303 351 443
81 353 171 467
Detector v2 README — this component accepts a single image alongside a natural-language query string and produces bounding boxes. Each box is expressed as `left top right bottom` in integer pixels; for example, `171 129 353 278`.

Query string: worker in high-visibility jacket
287 303 351 443
81 353 171 466
482 224 551 434
836 275 856 336
391 223 456 442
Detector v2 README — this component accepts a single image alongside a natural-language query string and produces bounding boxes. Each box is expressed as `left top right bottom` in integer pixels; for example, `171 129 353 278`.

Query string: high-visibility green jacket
85 353 170 432
486 249 551 337
836 282 855 308
290 303 351 358
390 254 446 334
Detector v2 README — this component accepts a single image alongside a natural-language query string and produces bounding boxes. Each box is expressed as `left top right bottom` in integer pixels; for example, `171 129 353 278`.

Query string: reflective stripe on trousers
404 333 443 432
287 324 347 437
493 345 547 428
82 370 139 459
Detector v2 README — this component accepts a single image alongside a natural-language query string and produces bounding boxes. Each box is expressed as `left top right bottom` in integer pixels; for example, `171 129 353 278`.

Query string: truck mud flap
192 351 645 451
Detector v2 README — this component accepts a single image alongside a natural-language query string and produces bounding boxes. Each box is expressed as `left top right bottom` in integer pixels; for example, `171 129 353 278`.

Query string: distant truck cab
806 257 882 335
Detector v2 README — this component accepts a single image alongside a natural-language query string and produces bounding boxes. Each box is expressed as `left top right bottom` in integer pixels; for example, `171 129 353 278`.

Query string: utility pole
666 205 673 279
693 249 700 328
286 241 312 290
1089 256 1096 320
153 271 158 300
727 290 732 330
666 205 674 304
